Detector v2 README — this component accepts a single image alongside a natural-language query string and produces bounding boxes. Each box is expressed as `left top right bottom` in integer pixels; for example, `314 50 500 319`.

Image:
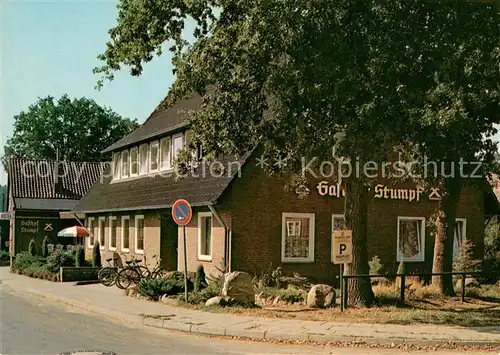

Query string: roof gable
102 92 202 154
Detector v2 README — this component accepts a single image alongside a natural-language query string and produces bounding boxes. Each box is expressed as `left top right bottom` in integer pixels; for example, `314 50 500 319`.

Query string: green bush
46 251 75 273
194 265 207 292
12 252 45 272
92 242 101 267
0 250 10 261
75 247 85 267
277 285 307 304
138 278 184 300
453 239 481 272
369 255 383 275
28 239 36 256
41 236 49 258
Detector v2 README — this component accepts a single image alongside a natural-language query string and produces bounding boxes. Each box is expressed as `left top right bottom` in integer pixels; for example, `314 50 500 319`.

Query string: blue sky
0 0 179 185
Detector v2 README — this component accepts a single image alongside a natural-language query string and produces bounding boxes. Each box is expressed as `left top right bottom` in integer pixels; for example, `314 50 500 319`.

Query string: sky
0 0 180 186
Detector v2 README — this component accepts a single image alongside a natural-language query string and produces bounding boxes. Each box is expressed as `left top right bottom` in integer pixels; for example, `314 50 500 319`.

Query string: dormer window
121 150 130 178
139 143 148 175
150 140 159 172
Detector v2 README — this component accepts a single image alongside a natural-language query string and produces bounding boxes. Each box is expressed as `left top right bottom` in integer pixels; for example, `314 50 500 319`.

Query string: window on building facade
160 137 172 171
198 212 212 260
172 133 184 162
87 217 95 248
150 141 159 172
453 218 467 260
130 147 139 176
397 217 425 262
121 216 130 252
282 213 315 262
135 215 144 254
98 217 106 249
121 150 130 178
139 144 148 175
109 217 117 251
113 152 121 180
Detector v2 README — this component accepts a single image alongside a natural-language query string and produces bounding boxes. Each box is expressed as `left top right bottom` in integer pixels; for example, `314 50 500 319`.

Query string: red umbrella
57 226 90 238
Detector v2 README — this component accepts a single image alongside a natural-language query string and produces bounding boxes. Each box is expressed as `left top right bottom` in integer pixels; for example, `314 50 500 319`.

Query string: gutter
208 204 231 273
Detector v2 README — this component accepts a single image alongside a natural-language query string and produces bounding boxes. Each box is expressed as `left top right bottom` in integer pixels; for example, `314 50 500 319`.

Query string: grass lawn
163 283 500 327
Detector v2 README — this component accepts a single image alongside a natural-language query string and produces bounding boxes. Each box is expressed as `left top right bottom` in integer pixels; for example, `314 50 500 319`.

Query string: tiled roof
102 92 202 154
8 158 106 200
73 154 249 213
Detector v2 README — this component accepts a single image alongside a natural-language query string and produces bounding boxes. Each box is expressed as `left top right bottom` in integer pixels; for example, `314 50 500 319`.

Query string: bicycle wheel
116 268 139 289
98 267 117 287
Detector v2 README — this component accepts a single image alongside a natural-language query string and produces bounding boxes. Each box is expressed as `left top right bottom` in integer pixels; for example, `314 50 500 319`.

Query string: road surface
0 285 495 355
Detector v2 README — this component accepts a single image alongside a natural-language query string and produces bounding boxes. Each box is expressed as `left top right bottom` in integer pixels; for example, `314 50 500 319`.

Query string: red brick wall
217 159 485 285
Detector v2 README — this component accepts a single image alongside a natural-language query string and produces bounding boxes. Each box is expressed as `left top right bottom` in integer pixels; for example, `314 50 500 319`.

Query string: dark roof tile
9 158 106 200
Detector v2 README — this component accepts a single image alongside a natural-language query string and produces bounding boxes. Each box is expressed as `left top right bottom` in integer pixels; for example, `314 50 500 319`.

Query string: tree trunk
344 178 375 307
431 176 462 296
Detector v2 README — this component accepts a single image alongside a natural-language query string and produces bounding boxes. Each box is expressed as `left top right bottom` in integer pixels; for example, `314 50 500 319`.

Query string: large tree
2 95 138 166
94 0 499 305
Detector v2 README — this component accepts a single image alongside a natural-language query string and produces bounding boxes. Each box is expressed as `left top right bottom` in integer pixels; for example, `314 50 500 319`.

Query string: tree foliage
95 0 500 305
2 94 138 167
92 241 102 268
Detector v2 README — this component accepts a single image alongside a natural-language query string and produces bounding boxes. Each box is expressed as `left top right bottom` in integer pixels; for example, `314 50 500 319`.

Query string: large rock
307 284 335 308
456 277 480 290
222 271 255 304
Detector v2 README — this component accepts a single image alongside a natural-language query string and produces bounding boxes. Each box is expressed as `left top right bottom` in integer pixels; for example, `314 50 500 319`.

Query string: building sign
317 181 442 202
20 220 40 234
0 212 13 220
44 223 54 232
332 229 353 264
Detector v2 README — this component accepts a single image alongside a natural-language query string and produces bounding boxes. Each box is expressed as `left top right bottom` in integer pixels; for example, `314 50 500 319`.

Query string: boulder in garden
222 271 255 304
307 284 335 308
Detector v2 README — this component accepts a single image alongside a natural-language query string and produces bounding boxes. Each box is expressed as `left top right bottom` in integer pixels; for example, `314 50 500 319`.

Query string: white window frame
121 149 130 178
134 215 145 254
98 216 106 250
112 152 121 180
139 143 149 175
453 218 467 259
87 217 95 249
331 214 346 263
108 216 117 251
149 140 160 173
160 136 172 171
130 146 139 177
121 215 130 252
197 212 213 261
281 212 315 263
172 133 184 162
396 216 425 262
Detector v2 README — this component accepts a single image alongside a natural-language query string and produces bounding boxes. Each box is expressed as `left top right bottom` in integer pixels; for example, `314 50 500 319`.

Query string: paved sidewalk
1 267 499 346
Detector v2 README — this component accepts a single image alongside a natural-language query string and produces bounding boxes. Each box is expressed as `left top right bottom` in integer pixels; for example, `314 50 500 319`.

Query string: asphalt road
0 285 496 355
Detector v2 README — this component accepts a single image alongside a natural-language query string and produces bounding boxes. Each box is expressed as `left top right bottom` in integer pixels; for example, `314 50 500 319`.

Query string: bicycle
116 254 163 289
98 254 122 287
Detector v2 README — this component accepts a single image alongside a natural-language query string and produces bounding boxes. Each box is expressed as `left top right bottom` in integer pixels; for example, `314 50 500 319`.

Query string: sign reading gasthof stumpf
317 181 441 202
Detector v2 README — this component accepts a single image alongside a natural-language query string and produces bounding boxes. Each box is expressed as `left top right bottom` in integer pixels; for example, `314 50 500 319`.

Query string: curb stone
9 283 500 347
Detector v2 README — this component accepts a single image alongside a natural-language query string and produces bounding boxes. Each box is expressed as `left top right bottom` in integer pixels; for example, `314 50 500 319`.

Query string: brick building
73 93 500 283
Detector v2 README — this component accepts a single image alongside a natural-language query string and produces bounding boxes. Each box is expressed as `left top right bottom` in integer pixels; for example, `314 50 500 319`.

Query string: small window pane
113 153 121 180
200 216 212 256
123 218 130 249
160 137 171 170
150 141 159 171
121 150 130 177
398 219 423 261
110 219 117 249
172 134 184 161
284 217 310 259
139 144 148 175
130 148 138 175
136 218 144 251
99 219 105 247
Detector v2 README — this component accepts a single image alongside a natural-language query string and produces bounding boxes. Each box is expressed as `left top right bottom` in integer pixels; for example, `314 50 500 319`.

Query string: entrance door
160 216 178 270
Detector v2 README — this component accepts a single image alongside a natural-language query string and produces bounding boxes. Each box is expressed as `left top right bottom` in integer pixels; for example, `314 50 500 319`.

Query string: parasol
57 226 90 238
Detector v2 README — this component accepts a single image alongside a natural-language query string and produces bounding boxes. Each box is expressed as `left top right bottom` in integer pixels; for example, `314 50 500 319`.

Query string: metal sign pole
340 264 344 312
183 225 188 302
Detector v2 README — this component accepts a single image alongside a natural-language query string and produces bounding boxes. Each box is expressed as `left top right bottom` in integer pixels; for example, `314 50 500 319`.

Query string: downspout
208 204 231 273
